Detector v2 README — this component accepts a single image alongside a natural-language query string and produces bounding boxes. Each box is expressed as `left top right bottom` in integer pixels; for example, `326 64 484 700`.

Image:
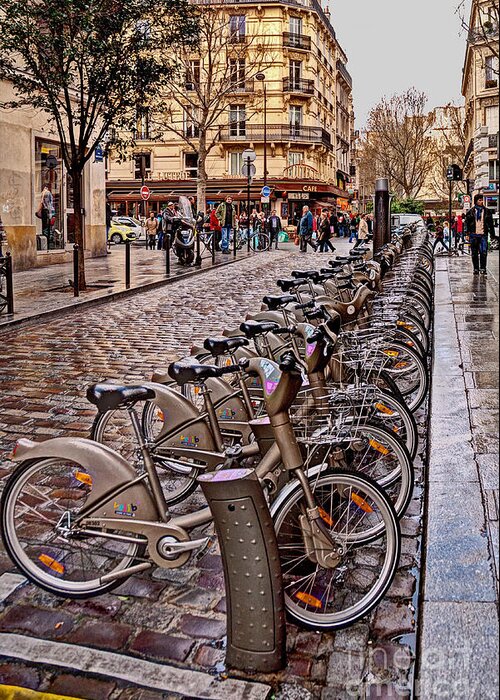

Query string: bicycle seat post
198 381 225 452
230 352 255 420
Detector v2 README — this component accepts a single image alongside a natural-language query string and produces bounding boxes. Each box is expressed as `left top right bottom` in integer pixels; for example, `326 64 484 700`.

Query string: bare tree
427 104 467 203
151 4 276 212
365 88 435 199
457 0 499 68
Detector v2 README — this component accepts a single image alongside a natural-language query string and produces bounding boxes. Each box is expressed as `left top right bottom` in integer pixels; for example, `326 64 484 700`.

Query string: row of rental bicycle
1 227 433 632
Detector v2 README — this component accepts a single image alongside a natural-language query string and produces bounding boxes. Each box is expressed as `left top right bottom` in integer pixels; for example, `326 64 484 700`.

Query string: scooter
172 196 195 266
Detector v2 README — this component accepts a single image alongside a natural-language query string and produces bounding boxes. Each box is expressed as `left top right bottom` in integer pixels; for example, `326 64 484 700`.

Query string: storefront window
35 139 64 251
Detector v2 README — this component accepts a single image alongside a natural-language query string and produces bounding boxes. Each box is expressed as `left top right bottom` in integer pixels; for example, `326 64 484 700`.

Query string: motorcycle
172 196 195 266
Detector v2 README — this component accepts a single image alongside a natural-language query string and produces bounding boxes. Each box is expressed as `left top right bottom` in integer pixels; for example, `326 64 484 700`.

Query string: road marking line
0 634 271 700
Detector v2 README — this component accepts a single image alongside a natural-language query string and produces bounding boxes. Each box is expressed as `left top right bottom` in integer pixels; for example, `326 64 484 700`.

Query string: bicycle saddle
168 359 221 385
239 320 280 338
291 270 318 280
203 336 249 357
86 383 156 412
262 294 297 311
334 256 351 263
276 278 307 292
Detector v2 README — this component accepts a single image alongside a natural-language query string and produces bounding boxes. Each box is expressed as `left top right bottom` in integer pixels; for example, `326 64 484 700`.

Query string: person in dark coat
465 194 496 275
266 209 282 249
318 210 335 252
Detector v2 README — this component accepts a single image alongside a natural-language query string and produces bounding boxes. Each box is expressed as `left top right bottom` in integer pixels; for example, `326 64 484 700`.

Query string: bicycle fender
12 437 158 521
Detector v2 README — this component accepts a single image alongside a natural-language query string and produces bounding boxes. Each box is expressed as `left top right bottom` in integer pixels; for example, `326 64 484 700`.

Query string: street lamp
255 73 268 188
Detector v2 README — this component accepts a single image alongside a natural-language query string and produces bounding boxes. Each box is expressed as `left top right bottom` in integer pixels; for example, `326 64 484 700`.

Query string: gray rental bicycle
1 355 400 631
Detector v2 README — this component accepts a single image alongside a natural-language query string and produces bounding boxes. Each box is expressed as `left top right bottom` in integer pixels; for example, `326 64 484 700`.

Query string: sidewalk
418 251 499 697
0 244 257 329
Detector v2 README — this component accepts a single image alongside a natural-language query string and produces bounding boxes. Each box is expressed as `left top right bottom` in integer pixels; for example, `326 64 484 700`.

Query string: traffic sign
94 145 104 163
140 185 151 201
242 163 256 178
261 185 271 197
242 149 256 162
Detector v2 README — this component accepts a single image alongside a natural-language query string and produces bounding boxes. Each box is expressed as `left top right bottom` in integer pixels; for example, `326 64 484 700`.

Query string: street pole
263 84 267 189
449 179 453 254
373 178 390 254
247 157 251 252
141 155 146 219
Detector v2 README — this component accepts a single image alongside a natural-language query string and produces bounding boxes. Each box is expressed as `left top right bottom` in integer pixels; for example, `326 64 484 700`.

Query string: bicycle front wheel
271 470 400 630
1 458 145 598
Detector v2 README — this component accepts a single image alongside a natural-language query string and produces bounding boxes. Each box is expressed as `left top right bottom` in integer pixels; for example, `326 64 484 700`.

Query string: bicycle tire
271 469 400 630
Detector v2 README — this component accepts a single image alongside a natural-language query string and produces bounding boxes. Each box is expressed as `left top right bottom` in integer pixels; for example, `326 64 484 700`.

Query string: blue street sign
261 185 271 197
95 146 104 163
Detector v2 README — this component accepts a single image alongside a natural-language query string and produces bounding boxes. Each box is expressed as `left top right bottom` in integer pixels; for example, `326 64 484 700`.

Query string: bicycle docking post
72 244 80 297
165 233 171 276
125 240 131 289
198 468 286 673
233 226 237 258
374 178 390 254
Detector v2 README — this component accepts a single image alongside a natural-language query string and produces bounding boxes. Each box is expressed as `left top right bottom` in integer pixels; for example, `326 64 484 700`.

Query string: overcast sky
331 0 469 128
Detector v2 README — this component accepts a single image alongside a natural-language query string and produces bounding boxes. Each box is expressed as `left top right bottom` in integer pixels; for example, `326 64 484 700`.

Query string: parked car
108 222 137 244
112 216 143 239
390 214 425 229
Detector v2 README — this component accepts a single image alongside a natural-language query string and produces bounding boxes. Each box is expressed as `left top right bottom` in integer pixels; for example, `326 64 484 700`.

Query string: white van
391 213 425 229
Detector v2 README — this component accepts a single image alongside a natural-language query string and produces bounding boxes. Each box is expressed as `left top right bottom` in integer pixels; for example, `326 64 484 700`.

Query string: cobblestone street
0 243 424 699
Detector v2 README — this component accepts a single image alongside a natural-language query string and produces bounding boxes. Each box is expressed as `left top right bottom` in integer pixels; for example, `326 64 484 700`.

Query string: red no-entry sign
140 185 151 201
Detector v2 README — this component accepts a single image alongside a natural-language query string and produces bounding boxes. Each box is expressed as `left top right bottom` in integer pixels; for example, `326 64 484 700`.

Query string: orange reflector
394 361 409 369
39 554 64 574
156 409 165 421
383 350 399 358
393 426 400 433
318 507 334 527
194 387 201 395
225 358 232 366
397 321 413 330
74 472 92 487
375 402 394 416
295 591 323 608
351 493 374 513
369 439 390 455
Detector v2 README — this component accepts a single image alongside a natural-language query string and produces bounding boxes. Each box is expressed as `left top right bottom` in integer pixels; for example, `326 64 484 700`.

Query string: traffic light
446 164 462 181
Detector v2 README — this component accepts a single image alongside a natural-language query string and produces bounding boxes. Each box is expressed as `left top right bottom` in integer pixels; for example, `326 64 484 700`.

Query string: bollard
72 244 80 297
165 233 171 276
125 240 131 289
198 468 286 673
373 178 391 254
5 252 14 315
211 231 216 266
195 230 202 267
233 227 237 258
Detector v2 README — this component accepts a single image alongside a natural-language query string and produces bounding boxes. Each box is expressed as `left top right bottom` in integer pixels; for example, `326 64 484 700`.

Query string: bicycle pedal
194 534 217 561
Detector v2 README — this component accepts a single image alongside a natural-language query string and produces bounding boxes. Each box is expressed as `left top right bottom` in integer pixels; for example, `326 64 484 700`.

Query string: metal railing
218 123 332 149
283 77 315 95
282 32 311 50
228 79 255 93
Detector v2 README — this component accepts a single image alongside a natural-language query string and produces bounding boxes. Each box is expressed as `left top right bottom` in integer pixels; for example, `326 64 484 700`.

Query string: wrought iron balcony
218 123 332 149
228 79 255 93
283 32 311 50
283 78 315 95
336 59 352 89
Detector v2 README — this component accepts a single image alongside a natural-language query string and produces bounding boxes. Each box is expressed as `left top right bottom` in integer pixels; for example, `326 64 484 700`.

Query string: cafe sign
288 192 310 200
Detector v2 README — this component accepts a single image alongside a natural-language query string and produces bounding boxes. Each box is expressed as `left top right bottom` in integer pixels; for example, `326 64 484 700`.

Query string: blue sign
261 186 271 197
94 146 104 163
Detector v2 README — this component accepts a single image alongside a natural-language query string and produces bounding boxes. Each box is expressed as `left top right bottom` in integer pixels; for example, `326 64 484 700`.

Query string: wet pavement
0 238 424 698
418 250 499 698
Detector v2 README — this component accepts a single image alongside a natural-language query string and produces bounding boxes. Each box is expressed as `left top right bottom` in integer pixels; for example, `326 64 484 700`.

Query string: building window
184 153 198 178
230 59 246 87
134 153 151 180
229 152 243 175
489 159 499 183
136 108 149 140
289 16 302 37
35 139 64 251
289 105 302 135
229 104 246 137
485 56 499 88
288 151 303 166
485 105 499 133
186 60 200 90
289 60 302 89
229 15 245 41
183 107 200 138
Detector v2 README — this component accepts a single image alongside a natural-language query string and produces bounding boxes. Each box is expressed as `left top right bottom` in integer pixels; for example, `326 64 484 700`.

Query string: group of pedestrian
298 206 372 253
430 194 496 276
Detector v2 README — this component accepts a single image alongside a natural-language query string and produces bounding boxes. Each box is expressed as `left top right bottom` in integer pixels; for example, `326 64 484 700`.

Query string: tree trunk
196 138 208 215
72 168 86 291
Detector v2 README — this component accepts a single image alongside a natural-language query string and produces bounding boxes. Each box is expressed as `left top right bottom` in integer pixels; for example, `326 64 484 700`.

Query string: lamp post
255 73 268 195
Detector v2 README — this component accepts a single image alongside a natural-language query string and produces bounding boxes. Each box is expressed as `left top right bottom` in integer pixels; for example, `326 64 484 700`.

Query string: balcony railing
219 123 332 149
283 77 315 95
283 32 311 50
468 22 499 45
489 134 499 149
336 59 352 89
228 79 255 93
228 33 248 44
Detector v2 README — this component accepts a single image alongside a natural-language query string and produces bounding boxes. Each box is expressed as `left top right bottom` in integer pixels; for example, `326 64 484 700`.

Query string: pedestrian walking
426 214 435 232
238 210 249 242
353 214 369 248
215 196 237 254
348 214 358 244
145 211 158 250
161 202 176 250
299 205 317 252
329 210 339 238
318 210 335 252
432 224 449 253
209 206 221 251
267 209 282 249
443 221 451 248
157 209 165 250
367 213 374 239
465 194 496 275
456 213 465 251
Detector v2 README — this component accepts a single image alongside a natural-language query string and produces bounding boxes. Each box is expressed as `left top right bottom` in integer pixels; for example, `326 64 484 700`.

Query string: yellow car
108 222 138 244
